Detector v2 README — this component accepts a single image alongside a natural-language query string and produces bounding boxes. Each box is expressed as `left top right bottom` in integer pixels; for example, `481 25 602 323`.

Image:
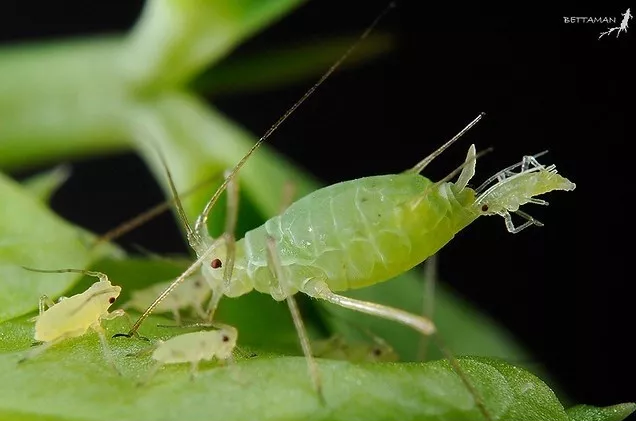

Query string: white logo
599 8 632 39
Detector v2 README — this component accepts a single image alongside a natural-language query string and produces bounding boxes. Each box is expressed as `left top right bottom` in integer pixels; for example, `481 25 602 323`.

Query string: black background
2 0 634 415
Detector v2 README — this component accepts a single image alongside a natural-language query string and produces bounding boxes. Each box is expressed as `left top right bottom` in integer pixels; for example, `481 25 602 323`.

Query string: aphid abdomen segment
34 295 97 342
237 174 479 296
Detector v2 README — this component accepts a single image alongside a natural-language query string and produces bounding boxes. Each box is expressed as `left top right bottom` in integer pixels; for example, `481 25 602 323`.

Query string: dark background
2 0 634 414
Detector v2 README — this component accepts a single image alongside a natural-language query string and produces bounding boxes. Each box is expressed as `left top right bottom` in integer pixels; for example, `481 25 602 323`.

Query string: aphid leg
222 169 239 292
94 309 127 374
38 295 56 316
194 169 239 323
138 361 163 387
171 308 182 326
521 154 545 171
28 295 56 322
502 210 544 234
264 236 325 404
18 340 55 364
189 360 200 381
92 324 122 375
18 330 80 364
192 301 208 321
417 254 438 362
528 198 549 206
303 279 492 421
205 290 223 324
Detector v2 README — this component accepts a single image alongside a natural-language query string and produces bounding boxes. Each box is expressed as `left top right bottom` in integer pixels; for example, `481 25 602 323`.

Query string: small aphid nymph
20 267 126 373
121 274 210 325
475 154 576 233
313 334 399 363
136 324 238 384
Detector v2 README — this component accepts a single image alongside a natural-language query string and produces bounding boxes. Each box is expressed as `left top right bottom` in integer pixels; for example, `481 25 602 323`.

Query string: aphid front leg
28 295 56 322
38 295 56 316
92 324 122 375
264 236 325 404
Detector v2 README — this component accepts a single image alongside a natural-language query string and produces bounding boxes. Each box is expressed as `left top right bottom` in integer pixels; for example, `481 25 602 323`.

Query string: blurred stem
192 33 394 95
0 0 307 171
127 91 318 226
121 0 306 91
0 38 131 171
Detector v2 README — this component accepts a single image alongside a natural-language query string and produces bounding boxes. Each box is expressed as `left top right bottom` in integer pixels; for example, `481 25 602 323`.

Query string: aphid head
474 154 576 233
367 343 399 362
216 324 238 359
87 280 122 308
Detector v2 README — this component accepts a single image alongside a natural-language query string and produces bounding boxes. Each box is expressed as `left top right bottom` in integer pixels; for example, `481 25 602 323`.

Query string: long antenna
119 1 398 339
194 1 398 233
91 171 222 248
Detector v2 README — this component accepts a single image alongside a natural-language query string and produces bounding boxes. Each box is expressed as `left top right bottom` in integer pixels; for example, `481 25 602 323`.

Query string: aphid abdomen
237 174 478 296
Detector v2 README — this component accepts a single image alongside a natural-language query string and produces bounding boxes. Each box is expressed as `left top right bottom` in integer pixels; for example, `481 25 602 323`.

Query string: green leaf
0 172 121 322
566 404 636 421
20 165 71 203
192 33 394 95
0 310 571 421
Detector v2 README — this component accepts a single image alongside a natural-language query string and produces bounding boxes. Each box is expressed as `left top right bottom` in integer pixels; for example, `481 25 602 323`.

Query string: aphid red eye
481 204 489 212
222 335 229 342
108 297 116 304
211 258 222 269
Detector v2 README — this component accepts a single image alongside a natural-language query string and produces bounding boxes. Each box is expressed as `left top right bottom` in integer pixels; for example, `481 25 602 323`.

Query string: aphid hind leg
198 169 240 323
264 236 325 404
303 279 493 421
418 254 438 362
18 330 79 364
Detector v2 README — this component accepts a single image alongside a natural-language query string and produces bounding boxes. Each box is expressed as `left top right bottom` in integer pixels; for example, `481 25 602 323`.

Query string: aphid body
21 268 125 371
138 324 238 382
152 325 238 365
34 274 122 343
198 152 575 305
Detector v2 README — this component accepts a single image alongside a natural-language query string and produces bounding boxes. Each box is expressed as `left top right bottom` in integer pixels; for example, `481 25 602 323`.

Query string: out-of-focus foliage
0 1 632 420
